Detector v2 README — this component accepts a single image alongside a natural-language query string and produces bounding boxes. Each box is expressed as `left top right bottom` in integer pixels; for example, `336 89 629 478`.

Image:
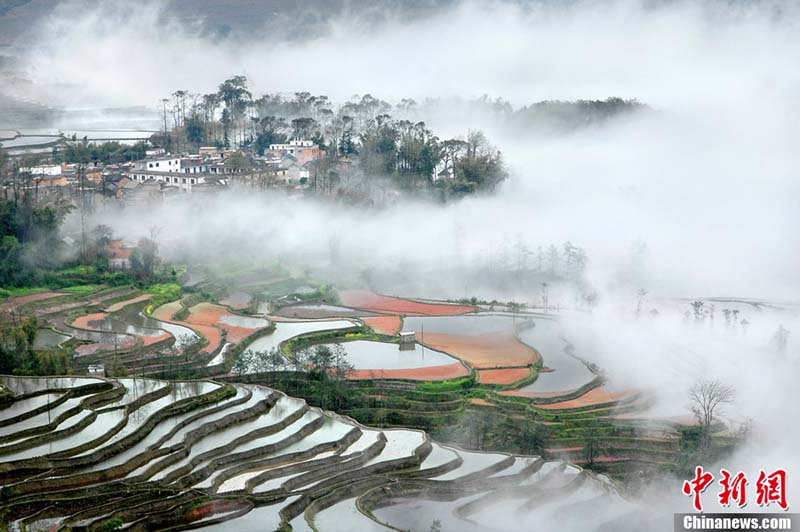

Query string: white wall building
127 171 206 192
269 139 315 151
136 157 181 173
20 164 62 176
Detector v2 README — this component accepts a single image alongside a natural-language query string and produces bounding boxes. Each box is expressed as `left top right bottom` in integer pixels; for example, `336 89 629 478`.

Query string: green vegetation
97 518 124 532
0 158 173 291
0 315 69 376
417 376 475 393
61 284 103 293
281 329 389 360
52 139 148 164
146 283 182 312
0 286 49 301
0 188 73 286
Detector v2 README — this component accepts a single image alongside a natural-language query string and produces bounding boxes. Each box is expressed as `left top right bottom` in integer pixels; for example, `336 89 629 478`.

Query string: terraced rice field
477 367 531 384
218 292 253 311
186 303 269 343
339 290 476 316
274 303 373 319
332 340 459 371
360 316 402 335
239 320 358 368
32 329 70 349
104 294 152 313
153 301 223 353
0 376 634 532
417 331 539 368
399 314 539 369
114 301 199 347
71 312 171 346
503 385 634 407
403 314 523 335
515 318 597 393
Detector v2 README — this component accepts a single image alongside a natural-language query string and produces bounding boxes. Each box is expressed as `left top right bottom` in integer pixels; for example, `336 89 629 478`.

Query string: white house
126 171 206 192
267 140 322 165
20 164 63 177
136 157 181 173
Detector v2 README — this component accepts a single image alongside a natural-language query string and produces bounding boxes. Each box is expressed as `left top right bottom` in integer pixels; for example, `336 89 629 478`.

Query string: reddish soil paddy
74 337 136 356
0 291 64 311
71 311 170 346
141 333 171 345
477 367 531 385
470 398 495 407
105 294 152 312
417 332 540 369
347 363 469 381
153 302 221 354
185 500 248 523
608 413 697 426
71 312 108 330
152 301 182 321
572 456 629 464
362 316 402 335
338 290 475 316
525 387 635 410
219 291 253 310
187 303 266 344
500 388 576 399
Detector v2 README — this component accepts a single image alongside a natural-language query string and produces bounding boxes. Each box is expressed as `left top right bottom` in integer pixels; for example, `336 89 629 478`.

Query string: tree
201 93 221 143
0 315 39 374
296 343 354 410
130 237 159 279
290 117 319 140
109 355 129 377
636 288 648 316
690 301 705 321
452 130 508 192
0 235 25 286
185 114 204 146
540 282 549 311
254 116 288 154
160 98 171 151
583 421 603 466
772 325 790 352
177 334 207 362
87 224 113 264
217 75 252 147
689 379 735 447
225 151 252 172
547 244 560 274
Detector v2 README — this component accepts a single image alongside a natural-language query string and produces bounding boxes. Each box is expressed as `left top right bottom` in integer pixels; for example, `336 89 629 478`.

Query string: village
6 139 326 205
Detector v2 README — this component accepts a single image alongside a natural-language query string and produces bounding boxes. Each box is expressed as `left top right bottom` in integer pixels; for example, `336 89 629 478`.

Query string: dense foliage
0 315 68 375
53 140 148 164
156 77 510 199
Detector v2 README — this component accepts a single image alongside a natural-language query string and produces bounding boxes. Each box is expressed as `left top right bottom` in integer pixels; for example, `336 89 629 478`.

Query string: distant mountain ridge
0 0 457 46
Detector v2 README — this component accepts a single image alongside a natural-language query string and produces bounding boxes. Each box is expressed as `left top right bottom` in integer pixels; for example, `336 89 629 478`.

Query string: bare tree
636 288 648 317
772 324 790 351
540 282 549 312
689 379 735 446
690 300 705 321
